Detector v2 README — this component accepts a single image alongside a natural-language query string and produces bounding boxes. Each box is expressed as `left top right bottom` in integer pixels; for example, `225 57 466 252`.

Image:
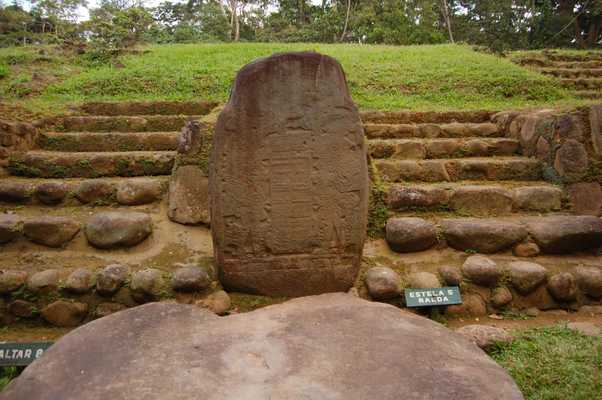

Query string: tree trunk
234 2 240 41
340 0 351 42
440 0 454 44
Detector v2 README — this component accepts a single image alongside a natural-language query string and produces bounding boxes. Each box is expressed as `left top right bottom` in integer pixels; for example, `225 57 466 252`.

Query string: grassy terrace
0 43 590 119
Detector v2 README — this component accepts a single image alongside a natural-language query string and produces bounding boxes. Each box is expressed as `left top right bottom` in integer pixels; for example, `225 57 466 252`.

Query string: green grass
0 43 589 117
0 367 22 391
490 325 602 400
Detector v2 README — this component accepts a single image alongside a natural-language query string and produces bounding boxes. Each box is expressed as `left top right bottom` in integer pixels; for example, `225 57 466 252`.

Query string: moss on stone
228 293 288 313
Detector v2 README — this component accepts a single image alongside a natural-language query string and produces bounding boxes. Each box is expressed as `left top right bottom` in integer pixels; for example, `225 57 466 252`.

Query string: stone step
364 122 502 139
545 53 602 62
384 215 602 255
551 60 602 69
385 182 565 216
539 68 602 78
8 151 175 178
368 138 518 160
573 90 602 99
559 78 602 90
361 110 494 124
48 115 201 132
374 157 542 183
79 101 218 116
38 131 179 152
0 177 168 206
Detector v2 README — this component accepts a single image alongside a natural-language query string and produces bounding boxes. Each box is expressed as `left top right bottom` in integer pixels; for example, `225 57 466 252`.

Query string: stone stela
209 52 369 297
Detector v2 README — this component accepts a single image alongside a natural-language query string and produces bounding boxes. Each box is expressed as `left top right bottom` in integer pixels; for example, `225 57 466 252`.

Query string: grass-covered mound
0 43 584 118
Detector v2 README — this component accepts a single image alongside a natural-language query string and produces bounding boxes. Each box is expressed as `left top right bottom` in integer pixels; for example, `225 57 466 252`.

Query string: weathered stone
172 265 210 292
365 267 402 300
407 272 441 289
35 182 68 205
525 216 602 254
512 285 557 311
442 219 528 254
535 137 551 161
196 290 231 315
491 287 513 308
455 325 514 351
96 264 129 296
41 300 88 327
572 266 602 298
116 179 162 206
23 216 80 247
0 182 31 203
508 261 547 294
519 115 552 156
513 242 540 258
0 270 27 294
85 212 152 249
438 265 462 286
168 166 210 225
74 180 115 204
554 139 589 177
555 114 582 141
589 104 602 155
210 52 369 297
567 322 601 337
64 268 95 294
385 218 438 253
8 300 37 318
462 255 502 287
2 294 524 400
568 183 602 216
0 214 22 244
446 293 487 317
94 302 127 319
547 272 578 302
524 307 540 317
27 269 60 292
386 186 448 209
512 186 562 212
130 268 165 303
450 186 513 215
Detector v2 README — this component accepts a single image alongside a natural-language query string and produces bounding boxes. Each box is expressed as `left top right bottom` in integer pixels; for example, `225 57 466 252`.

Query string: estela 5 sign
405 287 462 308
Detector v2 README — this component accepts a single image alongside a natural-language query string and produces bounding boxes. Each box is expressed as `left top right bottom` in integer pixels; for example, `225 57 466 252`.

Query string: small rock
524 307 540 317
27 269 60 292
41 300 88 327
407 272 441 289
547 272 578 302
0 270 27 294
578 305 602 316
446 294 487 317
364 267 402 300
0 214 23 244
94 303 127 319
455 325 514 351
130 268 165 303
35 182 68 205
196 290 231 315
171 265 210 292
74 180 115 204
508 261 547 294
491 287 513 308
23 217 80 247
572 266 602 298
438 265 462 286
462 255 502 287
567 322 601 337
96 264 129 296
8 300 37 318
385 218 438 253
85 212 152 249
513 242 540 258
116 179 162 206
64 268 95 294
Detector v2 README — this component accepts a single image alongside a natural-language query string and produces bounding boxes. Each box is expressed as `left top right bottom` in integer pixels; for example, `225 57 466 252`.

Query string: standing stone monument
210 52 368 297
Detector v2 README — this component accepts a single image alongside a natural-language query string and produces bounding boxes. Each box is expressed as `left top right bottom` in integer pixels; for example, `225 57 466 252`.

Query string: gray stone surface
96 264 129 296
74 180 115 204
572 266 602 298
455 325 514 351
35 182 68 205
554 139 589 177
365 267 402 300
85 212 152 249
0 214 22 244
450 186 513 215
172 265 210 292
442 219 527 253
547 272 578 302
385 217 438 253
64 268 95 294
507 261 547 294
462 255 502 287
130 268 165 303
210 52 368 297
512 186 562 212
23 217 80 247
525 216 602 254
168 165 210 225
116 179 162 206
3 294 524 400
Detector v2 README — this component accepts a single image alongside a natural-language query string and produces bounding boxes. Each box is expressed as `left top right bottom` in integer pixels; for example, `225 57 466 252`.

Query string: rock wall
0 120 39 177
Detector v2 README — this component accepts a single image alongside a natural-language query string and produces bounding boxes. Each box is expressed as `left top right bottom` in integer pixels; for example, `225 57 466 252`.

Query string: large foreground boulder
3 294 523 400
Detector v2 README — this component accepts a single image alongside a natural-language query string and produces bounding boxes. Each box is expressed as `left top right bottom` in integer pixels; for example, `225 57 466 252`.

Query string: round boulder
64 268 95 294
0 214 23 244
438 265 463 286
196 290 231 315
23 217 80 248
116 179 162 206
41 300 88 327
407 272 441 289
35 182 69 205
491 287 513 308
385 218 438 253
0 270 27 294
130 268 166 303
172 265 210 292
462 255 502 287
572 266 602 298
74 180 115 204
96 264 129 296
507 261 547 295
2 294 524 400
547 272 578 302
364 267 402 300
27 269 60 292
446 293 487 317
85 212 152 249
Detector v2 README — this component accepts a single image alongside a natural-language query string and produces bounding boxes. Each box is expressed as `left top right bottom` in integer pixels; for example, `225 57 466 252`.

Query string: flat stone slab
3 294 523 400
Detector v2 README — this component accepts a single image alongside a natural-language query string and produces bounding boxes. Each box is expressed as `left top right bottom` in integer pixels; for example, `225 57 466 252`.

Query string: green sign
405 287 462 308
0 342 53 366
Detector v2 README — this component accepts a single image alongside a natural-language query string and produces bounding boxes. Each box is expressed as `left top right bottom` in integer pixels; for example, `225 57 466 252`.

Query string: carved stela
210 52 368 296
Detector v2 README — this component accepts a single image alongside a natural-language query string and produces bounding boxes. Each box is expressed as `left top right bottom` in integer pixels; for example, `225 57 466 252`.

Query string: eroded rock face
4 294 524 400
168 165 210 225
210 52 369 297
85 212 152 249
